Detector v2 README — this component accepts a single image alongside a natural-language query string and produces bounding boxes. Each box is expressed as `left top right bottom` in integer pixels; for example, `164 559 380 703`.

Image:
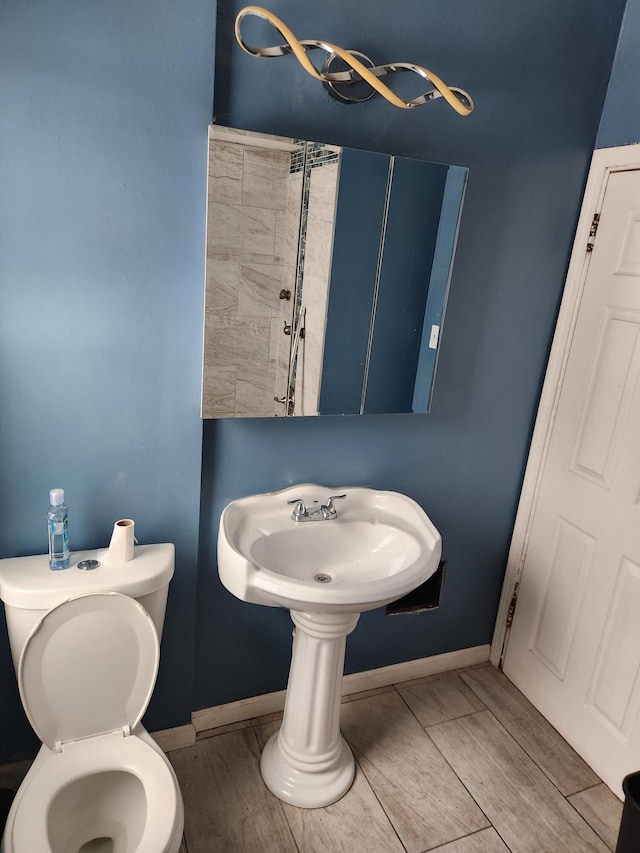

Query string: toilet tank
0 543 174 671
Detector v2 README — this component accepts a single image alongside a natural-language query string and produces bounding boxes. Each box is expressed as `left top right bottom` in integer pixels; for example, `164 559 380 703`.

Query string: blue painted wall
0 1 214 761
597 0 640 147
195 0 626 711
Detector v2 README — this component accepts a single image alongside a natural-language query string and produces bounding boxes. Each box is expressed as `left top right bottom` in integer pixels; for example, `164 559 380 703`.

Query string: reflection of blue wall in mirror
413 166 468 413
319 148 389 414
364 158 449 414
319 152 456 414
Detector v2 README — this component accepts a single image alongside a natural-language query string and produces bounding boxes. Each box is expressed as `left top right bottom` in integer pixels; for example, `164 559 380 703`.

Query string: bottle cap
49 488 65 506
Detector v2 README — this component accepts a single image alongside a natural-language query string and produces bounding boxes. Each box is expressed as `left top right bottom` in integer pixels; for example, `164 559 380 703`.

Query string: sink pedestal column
260 610 360 808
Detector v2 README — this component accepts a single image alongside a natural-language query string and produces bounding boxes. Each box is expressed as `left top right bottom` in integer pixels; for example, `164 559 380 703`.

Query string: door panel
503 168 640 795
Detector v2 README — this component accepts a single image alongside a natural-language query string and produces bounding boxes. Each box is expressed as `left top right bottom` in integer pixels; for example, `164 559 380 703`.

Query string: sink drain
314 573 332 583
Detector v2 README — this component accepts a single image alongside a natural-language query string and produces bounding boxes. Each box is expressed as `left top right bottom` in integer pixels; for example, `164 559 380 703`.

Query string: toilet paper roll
107 519 135 563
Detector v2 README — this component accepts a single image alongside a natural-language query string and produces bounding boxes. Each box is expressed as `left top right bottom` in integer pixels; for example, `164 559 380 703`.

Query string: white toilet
0 543 185 853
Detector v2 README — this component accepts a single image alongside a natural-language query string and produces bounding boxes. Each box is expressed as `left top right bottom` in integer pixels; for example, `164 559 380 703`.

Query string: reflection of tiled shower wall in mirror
202 127 300 417
274 167 302 412
202 128 340 418
294 160 339 415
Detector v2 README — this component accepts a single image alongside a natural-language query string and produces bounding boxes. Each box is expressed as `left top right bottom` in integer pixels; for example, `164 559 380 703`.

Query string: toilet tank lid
0 543 174 609
19 592 159 749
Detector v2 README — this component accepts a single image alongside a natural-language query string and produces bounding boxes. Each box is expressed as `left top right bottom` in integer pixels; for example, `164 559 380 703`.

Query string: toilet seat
8 731 180 853
18 592 159 749
7 592 179 853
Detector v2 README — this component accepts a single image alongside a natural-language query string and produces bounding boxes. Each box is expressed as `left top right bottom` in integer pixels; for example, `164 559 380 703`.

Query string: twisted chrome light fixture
234 6 474 115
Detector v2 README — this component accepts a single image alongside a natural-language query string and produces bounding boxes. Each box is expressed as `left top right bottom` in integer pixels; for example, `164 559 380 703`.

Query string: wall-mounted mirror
202 125 467 418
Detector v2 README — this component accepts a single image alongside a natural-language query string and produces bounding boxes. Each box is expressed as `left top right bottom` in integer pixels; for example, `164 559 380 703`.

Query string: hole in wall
385 560 446 616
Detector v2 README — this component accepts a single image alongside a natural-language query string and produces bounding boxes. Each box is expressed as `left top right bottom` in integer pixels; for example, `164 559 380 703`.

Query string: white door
503 161 640 795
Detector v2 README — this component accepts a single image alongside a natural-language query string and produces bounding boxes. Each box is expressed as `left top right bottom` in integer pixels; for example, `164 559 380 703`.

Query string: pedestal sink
217 484 442 808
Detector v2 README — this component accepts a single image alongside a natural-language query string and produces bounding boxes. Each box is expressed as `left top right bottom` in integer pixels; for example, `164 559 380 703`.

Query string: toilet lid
18 592 160 749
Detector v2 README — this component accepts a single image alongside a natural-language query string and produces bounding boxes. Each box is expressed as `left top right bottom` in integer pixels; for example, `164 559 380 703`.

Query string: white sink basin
218 483 442 614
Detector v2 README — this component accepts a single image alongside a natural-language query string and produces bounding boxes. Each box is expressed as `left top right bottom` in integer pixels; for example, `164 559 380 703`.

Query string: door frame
491 143 640 668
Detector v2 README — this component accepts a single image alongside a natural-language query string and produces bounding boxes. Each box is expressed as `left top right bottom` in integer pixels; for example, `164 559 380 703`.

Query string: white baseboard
192 689 288 733
152 723 196 752
342 644 490 694
191 644 490 735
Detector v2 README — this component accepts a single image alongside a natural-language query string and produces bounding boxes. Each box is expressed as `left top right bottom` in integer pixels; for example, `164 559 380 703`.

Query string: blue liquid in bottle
48 488 70 570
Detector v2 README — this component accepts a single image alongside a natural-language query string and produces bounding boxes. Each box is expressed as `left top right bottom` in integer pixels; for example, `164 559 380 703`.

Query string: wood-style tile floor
171 664 623 853
0 663 624 852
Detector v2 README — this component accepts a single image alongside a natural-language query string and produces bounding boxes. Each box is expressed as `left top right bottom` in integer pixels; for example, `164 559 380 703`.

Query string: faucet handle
287 498 308 520
326 494 347 511
320 494 347 518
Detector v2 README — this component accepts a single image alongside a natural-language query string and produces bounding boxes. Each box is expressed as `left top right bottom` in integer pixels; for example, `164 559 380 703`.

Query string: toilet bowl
6 729 183 853
0 549 185 853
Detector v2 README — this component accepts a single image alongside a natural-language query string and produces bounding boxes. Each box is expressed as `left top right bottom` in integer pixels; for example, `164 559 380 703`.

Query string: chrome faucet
287 494 346 522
